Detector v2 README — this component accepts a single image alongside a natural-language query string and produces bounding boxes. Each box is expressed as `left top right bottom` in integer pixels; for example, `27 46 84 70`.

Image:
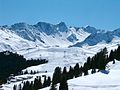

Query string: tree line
50 46 120 90
13 76 51 90
0 51 48 84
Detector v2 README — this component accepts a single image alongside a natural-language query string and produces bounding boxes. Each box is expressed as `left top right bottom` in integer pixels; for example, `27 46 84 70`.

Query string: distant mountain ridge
0 22 92 47
0 21 120 50
72 28 120 47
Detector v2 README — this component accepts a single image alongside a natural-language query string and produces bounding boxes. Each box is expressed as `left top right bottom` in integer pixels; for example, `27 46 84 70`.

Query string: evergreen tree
46 76 51 87
83 62 88 76
86 57 91 69
30 70 34 74
59 75 68 90
18 83 22 90
91 56 97 69
98 48 108 70
50 84 57 90
109 50 114 61
74 63 80 78
22 82 26 90
25 81 31 90
52 67 61 85
62 67 67 79
116 46 120 60
43 76 47 87
13 85 17 90
30 81 34 90
79 66 83 76
34 78 39 90
24 70 28 74
38 76 42 89
68 66 74 79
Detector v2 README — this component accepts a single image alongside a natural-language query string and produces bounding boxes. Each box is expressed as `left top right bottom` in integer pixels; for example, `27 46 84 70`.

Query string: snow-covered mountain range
1 21 120 51
1 22 120 90
0 22 84 49
73 28 120 47
0 22 91 48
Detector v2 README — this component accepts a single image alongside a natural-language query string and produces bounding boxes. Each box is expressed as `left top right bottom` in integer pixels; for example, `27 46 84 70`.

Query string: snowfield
40 61 120 90
68 70 120 90
1 42 120 90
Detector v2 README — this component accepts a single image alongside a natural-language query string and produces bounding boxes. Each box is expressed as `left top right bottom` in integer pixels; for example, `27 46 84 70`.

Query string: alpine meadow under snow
0 22 120 90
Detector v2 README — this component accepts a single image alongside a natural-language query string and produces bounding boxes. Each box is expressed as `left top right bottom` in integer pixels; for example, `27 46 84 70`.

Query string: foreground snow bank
40 69 120 90
68 70 120 90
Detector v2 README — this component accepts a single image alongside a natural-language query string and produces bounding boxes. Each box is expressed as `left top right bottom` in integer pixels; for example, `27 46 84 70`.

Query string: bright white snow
1 25 120 90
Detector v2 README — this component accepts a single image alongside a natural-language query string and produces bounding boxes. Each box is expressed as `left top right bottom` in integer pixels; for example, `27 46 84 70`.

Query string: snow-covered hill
37 60 120 90
0 27 41 52
67 60 120 90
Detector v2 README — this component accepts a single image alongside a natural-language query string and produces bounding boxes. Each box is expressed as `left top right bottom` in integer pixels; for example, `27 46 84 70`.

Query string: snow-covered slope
68 70 120 90
67 60 120 90
0 28 43 52
1 21 120 49
1 38 120 90
0 22 93 48
37 60 120 90
72 28 120 47
18 42 118 72
38 60 120 90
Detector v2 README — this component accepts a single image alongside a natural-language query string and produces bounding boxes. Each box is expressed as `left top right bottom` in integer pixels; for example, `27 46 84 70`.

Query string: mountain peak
83 25 100 34
11 22 29 30
12 22 27 26
85 25 91 28
85 25 96 30
56 22 68 32
36 22 52 26
57 22 66 25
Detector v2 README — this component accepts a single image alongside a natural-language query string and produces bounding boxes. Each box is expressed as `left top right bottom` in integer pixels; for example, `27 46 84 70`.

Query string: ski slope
68 70 120 90
1 42 119 90
68 60 120 90
40 60 120 90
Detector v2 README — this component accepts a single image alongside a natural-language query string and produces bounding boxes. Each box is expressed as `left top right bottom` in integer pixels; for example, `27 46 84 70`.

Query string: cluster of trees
51 64 83 90
85 47 108 73
85 46 120 73
50 47 116 90
51 67 69 90
13 76 51 90
109 46 120 62
23 70 45 75
0 51 48 84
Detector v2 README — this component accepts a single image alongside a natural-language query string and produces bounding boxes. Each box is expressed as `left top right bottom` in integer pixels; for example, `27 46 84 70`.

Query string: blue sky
0 0 120 30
